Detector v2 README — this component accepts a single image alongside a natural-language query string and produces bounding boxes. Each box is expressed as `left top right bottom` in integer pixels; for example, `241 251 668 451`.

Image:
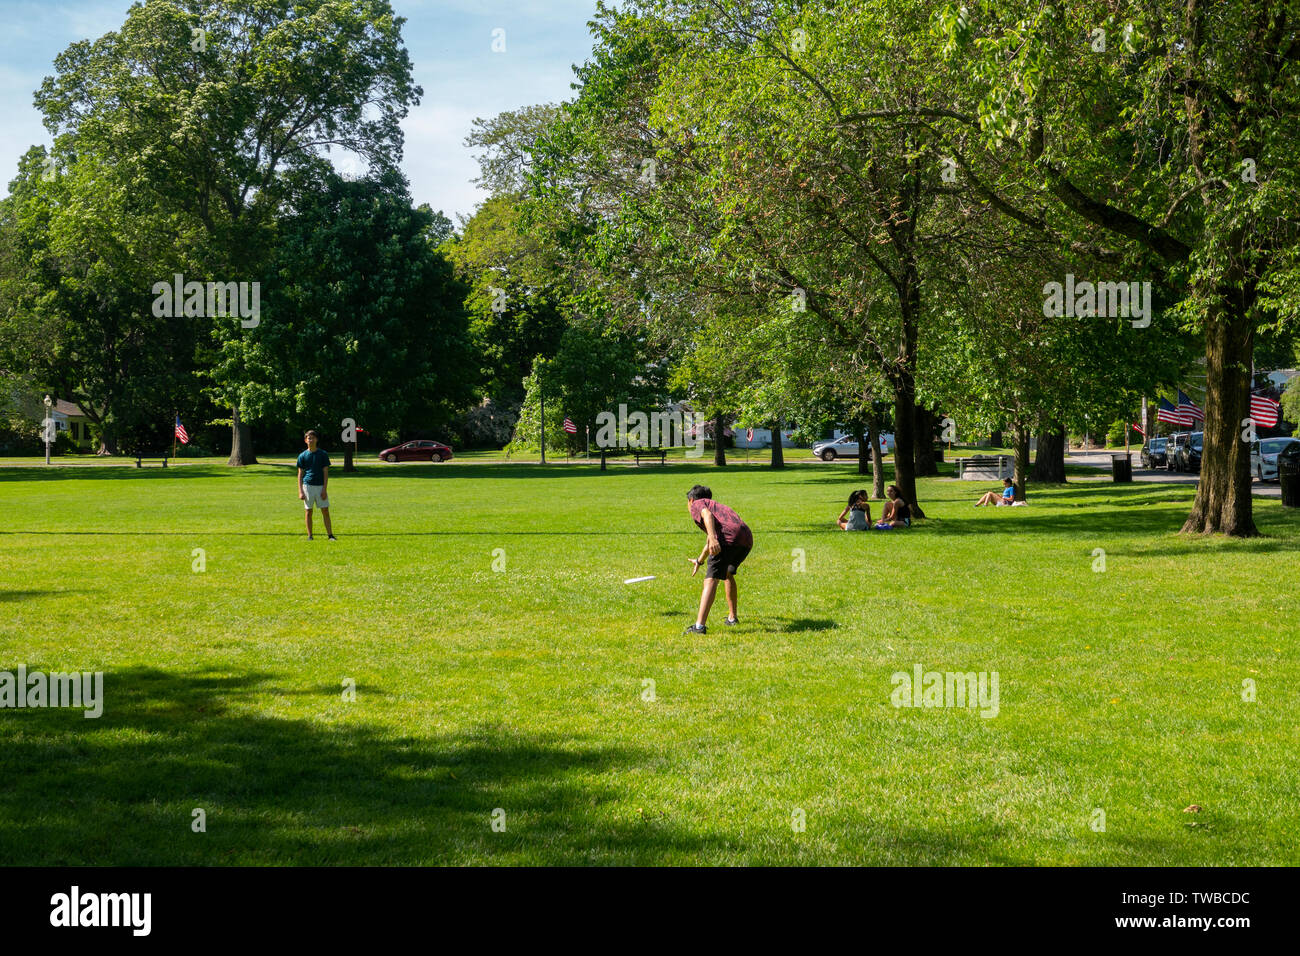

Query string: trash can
1280 461 1300 508
1111 453 1133 483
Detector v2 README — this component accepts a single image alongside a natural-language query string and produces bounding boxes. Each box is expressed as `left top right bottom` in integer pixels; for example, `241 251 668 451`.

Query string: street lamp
42 394 53 465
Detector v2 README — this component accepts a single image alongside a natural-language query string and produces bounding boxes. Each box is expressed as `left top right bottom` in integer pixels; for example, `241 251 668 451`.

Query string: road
1065 450 1281 498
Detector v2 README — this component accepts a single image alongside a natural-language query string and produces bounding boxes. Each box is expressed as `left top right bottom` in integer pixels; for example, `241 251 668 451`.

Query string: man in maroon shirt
685 485 753 634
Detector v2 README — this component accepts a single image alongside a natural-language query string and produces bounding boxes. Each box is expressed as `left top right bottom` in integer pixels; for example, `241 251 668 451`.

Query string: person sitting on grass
684 485 753 635
874 484 912 530
837 489 872 530
976 478 1016 507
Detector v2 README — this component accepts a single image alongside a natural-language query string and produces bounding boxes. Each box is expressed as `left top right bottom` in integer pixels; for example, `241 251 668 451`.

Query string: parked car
811 433 893 461
1140 437 1168 469
1251 436 1300 481
378 440 454 463
1174 432 1203 473
1165 432 1190 471
1277 438 1300 481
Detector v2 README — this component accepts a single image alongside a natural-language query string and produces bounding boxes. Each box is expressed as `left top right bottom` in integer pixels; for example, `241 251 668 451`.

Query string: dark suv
1141 437 1168 468
1175 431 1201 473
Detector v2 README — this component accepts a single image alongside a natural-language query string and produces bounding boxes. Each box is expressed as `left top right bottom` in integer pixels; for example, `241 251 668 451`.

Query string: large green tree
442 194 569 403
34 0 422 464
245 169 475 471
932 0 1300 534
0 148 200 454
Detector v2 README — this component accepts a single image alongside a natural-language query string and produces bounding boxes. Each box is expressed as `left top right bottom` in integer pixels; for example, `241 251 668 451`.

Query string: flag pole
171 410 177 463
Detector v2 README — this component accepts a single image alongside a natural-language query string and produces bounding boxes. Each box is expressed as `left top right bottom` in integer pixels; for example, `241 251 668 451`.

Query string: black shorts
706 543 751 579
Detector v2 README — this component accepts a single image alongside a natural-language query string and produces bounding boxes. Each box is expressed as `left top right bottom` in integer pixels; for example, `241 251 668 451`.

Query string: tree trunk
1032 424 1067 483
868 420 885 498
856 425 870 476
1182 303 1257 536
1012 424 1030 501
227 405 257 466
770 417 785 469
343 440 356 473
890 379 925 518
913 404 939 476
712 412 726 466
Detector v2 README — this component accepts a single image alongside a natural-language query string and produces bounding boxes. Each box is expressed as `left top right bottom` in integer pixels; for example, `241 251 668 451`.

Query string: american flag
1177 389 1205 423
1250 393 1281 428
174 415 190 444
1156 397 1192 426
746 427 754 442
562 417 577 435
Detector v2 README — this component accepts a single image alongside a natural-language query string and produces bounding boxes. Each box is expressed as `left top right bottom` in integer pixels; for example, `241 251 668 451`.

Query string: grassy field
1 457 1297 865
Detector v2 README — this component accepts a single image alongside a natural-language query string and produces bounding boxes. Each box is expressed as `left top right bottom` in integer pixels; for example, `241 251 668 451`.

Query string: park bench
954 455 1011 480
633 447 668 466
134 454 169 468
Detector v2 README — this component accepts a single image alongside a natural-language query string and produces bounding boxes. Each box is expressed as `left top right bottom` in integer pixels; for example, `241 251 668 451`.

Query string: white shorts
303 485 330 510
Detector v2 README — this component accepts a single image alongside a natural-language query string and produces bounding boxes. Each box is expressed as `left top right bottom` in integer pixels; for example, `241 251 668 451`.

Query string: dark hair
848 489 869 509
686 484 712 501
1003 478 1013 486
304 429 319 440
886 484 902 499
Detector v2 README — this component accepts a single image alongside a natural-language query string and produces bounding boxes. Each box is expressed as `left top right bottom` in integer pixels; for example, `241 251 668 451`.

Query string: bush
448 398 519 449
52 431 77 456
0 419 43 456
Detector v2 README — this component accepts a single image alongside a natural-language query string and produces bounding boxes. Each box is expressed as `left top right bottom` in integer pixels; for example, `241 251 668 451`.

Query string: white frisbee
623 575 656 584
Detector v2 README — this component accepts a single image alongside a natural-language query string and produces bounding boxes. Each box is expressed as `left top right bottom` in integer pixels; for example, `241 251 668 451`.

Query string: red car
378 440 454 463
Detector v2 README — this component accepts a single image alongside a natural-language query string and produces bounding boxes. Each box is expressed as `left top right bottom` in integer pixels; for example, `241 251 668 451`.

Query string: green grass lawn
1 458 1297 865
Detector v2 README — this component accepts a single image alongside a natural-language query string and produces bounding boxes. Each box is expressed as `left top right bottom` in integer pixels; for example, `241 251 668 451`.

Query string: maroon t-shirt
690 498 753 548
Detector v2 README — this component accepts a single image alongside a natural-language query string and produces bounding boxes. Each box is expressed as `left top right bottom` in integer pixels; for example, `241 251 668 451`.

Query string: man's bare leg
696 577 719 626
724 574 738 620
305 507 313 537
321 506 333 537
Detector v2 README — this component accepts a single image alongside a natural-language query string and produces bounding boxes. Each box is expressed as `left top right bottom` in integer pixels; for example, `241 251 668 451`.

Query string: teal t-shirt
297 449 330 486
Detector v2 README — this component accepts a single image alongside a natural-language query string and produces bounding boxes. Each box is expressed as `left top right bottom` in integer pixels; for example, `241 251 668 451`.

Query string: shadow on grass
0 667 735 866
770 617 837 633
0 589 98 602
0 464 273 482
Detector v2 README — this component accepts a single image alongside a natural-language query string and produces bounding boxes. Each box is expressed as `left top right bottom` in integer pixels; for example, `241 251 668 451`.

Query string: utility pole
42 394 53 465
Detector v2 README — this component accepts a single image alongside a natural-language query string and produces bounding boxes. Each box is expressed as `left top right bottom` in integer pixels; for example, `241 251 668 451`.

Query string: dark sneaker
683 623 707 635
307 535 314 541
724 616 739 626
328 535 337 541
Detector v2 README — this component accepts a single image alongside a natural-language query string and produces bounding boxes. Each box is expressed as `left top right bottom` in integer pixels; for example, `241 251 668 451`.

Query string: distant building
734 427 798 449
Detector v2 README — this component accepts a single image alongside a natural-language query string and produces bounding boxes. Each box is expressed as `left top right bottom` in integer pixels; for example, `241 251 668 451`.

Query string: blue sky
0 0 602 220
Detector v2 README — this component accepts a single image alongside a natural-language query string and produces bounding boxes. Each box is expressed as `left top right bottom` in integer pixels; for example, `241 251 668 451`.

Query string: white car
812 433 894 461
1251 437 1299 481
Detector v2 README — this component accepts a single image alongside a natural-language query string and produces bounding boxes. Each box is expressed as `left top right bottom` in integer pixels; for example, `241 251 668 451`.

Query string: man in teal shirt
296 430 335 540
